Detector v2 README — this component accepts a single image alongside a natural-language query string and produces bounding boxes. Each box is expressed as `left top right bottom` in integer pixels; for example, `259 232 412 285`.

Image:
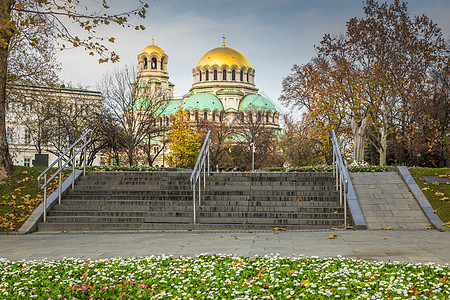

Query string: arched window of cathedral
204 111 208 120
165 117 169 126
240 70 243 81
199 71 202 82
247 70 249 82
206 70 209 81
232 70 236 81
240 112 244 122
160 58 164 70
159 117 162 127
195 112 199 122
144 58 148 69
257 112 262 123
212 112 216 121
220 111 224 122
214 70 217 80
151 57 157 69
266 112 269 123
223 69 227 80
272 114 275 123
248 112 253 123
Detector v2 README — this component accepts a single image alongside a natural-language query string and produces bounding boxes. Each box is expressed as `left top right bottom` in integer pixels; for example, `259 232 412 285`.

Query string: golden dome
195 46 252 69
140 39 166 57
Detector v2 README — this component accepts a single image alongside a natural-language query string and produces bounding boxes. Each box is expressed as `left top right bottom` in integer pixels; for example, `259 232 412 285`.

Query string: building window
24 158 31 167
212 112 216 121
273 114 275 123
151 57 157 69
247 72 249 82
153 146 159 154
222 69 227 80
199 71 202 81
248 113 253 123
220 111 224 122
214 70 217 80
204 111 208 120
195 112 199 122
240 70 243 81
206 70 209 81
266 113 269 123
165 117 169 126
240 112 244 122
6 128 13 143
159 118 163 127
232 70 236 81
144 58 148 69
24 129 31 144
161 58 164 70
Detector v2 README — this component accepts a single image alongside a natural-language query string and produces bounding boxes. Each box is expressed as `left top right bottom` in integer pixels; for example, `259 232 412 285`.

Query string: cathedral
135 37 280 130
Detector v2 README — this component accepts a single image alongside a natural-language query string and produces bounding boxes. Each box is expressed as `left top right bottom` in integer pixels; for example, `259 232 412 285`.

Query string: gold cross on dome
222 34 226 47
152 37 155 45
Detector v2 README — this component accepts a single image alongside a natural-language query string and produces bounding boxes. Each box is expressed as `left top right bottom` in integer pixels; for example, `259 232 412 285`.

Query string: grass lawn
0 254 449 299
409 168 450 227
0 166 71 232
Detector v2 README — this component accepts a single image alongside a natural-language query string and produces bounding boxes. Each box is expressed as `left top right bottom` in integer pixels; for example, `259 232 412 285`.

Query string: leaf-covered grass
0 166 71 232
82 165 163 172
409 167 450 227
0 254 449 299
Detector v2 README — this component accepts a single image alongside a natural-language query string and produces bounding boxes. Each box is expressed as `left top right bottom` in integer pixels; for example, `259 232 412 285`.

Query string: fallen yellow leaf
404 196 409 199
368 185 376 189
300 279 311 286
422 187 430 191
440 197 449 201
328 235 337 239
382 237 387 240
329 227 339 230
427 225 433 229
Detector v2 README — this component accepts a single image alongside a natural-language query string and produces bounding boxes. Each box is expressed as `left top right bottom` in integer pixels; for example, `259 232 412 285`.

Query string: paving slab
0 230 449 265
352 172 430 229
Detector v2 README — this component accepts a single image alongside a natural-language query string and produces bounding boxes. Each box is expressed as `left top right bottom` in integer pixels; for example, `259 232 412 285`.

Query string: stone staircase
37 171 345 231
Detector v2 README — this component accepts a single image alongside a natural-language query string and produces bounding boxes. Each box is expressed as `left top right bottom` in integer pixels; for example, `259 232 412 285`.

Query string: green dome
216 89 244 96
136 82 147 87
183 91 193 98
239 94 277 113
157 99 183 116
182 93 224 111
148 79 161 83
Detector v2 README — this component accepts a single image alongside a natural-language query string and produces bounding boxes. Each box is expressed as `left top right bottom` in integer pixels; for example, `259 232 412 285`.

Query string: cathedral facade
135 38 280 130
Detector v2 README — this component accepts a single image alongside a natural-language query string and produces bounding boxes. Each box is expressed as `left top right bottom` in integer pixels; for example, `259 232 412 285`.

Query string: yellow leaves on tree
166 109 201 168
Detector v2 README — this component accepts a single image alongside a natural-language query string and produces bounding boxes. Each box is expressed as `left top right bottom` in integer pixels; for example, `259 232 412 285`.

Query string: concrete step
37 222 340 231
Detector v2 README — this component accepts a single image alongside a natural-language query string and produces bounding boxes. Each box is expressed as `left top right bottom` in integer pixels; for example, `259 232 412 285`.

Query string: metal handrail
37 129 91 223
190 130 211 225
331 129 349 226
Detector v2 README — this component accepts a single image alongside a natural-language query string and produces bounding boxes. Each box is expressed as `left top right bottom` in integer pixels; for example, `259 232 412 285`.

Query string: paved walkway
352 172 430 229
1 230 449 265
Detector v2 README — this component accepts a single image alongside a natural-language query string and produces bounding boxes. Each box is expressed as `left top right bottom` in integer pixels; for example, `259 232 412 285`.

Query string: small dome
195 46 251 69
239 94 277 113
216 89 244 96
183 93 224 111
157 99 183 116
140 42 166 57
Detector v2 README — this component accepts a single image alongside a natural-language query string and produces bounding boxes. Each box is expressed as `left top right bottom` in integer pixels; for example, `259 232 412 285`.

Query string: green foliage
409 167 450 226
166 109 201 168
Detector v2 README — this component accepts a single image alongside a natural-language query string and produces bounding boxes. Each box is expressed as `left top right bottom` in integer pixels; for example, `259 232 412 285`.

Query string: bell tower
137 38 174 99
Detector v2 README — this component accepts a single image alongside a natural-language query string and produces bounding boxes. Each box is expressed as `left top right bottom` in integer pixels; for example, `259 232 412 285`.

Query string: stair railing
37 129 91 223
190 130 211 225
331 129 348 226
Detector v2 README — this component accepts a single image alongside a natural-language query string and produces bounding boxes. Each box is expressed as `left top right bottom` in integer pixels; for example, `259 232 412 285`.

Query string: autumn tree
166 109 201 168
97 65 167 166
0 0 149 180
280 0 448 166
230 110 278 170
195 114 233 169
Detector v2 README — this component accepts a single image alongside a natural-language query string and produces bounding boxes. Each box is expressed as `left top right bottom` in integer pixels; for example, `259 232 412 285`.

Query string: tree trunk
378 127 388 166
351 116 368 162
0 0 15 181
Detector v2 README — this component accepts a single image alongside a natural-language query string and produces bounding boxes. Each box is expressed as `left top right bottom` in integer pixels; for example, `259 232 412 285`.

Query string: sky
57 0 450 114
